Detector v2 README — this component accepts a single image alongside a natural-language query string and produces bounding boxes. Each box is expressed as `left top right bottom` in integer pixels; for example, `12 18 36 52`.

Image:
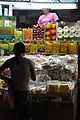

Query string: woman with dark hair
0 42 36 120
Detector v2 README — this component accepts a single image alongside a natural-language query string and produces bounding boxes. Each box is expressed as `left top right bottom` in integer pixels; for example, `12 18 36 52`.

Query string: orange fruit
51 29 56 35
52 24 56 29
45 23 52 30
46 36 51 40
46 31 51 36
51 35 56 40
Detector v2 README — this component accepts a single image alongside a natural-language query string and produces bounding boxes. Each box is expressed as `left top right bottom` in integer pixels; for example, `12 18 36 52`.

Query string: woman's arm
29 60 36 81
0 60 12 84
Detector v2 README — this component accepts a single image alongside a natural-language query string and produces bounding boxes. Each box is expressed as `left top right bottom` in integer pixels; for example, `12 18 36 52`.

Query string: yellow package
53 41 60 54
31 43 37 53
58 84 69 93
68 42 77 54
48 84 58 92
38 41 45 52
14 29 23 39
25 43 31 53
60 42 67 54
46 41 53 54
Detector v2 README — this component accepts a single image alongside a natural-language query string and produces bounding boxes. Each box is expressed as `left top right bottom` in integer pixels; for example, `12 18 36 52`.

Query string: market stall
0 54 77 120
0 6 78 120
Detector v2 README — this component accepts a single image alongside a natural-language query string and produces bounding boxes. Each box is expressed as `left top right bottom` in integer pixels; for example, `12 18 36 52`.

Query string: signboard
31 0 78 2
0 0 30 1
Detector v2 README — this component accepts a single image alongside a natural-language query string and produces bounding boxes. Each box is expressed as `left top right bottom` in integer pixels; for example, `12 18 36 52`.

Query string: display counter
0 19 79 120
0 54 77 120
0 84 77 120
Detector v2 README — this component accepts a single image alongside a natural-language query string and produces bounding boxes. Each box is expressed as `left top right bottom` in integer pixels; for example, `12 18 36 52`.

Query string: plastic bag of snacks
67 42 77 54
60 42 67 54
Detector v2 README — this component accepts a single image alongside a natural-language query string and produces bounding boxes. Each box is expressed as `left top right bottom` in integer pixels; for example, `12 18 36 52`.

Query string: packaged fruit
51 29 56 35
45 23 52 30
46 36 51 40
53 41 60 54
25 43 31 53
58 33 63 39
46 31 51 36
52 23 56 29
0 20 3 27
58 27 63 33
2 44 8 50
45 23 56 41
14 29 23 39
69 27 75 33
75 32 80 38
0 44 2 50
63 26 69 32
51 35 56 40
33 25 44 40
9 20 12 27
67 42 77 54
23 28 32 40
0 44 8 50
69 32 74 38
60 42 68 54
38 41 45 52
63 32 69 38
30 42 37 53
46 41 53 54
8 43 15 52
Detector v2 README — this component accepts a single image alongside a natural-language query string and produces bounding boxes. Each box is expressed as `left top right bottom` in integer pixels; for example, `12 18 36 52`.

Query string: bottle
0 5 2 16
4 8 8 16
9 5 13 16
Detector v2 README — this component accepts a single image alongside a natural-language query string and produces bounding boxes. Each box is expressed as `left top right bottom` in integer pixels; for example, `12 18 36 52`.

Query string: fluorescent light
0 2 77 10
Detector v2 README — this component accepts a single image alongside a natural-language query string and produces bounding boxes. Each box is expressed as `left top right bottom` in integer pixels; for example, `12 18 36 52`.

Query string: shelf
0 16 16 19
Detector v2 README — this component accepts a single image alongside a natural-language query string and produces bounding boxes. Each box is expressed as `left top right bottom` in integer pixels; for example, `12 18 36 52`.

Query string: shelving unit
0 16 16 40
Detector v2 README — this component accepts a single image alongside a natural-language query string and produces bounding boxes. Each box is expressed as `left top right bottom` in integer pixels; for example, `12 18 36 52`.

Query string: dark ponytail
13 42 26 65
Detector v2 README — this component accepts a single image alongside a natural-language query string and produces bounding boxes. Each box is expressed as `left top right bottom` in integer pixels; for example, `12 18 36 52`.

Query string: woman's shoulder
39 14 45 19
24 57 35 65
49 12 57 16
